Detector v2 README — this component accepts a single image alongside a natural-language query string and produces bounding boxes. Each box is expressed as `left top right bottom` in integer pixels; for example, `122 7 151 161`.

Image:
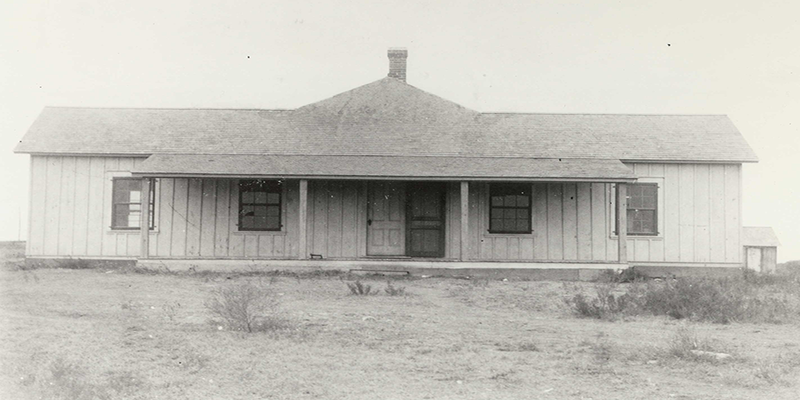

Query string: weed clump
564 281 635 320
205 281 290 333
384 281 407 296
347 280 377 296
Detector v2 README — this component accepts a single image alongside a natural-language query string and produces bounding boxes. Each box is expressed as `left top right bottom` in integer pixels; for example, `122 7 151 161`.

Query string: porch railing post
139 178 151 259
298 179 308 260
616 182 628 264
460 181 469 261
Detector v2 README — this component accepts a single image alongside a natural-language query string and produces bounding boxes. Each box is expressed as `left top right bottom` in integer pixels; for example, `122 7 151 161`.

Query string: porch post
460 181 469 261
139 178 151 259
298 179 308 259
616 183 628 264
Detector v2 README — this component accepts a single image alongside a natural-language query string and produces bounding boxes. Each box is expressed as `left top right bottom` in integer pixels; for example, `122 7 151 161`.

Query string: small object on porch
349 269 410 276
310 253 323 259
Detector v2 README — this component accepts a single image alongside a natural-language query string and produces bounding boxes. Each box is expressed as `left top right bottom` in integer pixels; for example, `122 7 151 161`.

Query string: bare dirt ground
1 252 798 398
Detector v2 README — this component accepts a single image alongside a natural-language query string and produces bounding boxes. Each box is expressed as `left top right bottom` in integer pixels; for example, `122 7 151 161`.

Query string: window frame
625 182 659 236
237 179 283 232
487 183 533 234
111 177 156 230
613 182 660 237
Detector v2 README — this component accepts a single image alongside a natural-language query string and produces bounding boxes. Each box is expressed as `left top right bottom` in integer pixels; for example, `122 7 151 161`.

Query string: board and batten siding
467 163 741 264
27 156 742 264
27 155 299 258
303 181 463 259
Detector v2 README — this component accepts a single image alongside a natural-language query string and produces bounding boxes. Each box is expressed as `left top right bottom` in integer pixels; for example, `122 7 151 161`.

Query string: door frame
366 181 407 256
404 182 447 258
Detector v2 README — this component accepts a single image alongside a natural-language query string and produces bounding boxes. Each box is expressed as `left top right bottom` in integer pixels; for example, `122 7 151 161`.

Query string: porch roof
131 154 637 182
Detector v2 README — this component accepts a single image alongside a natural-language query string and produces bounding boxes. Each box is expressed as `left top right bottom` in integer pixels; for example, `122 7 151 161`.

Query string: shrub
596 267 648 283
205 281 283 333
384 281 406 296
565 282 635 319
347 280 377 296
636 277 784 323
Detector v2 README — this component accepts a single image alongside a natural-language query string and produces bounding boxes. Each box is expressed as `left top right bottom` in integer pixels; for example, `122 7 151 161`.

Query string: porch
131 160 636 266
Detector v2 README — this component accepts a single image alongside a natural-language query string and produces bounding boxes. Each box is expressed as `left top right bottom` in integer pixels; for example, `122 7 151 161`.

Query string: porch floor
136 258 628 281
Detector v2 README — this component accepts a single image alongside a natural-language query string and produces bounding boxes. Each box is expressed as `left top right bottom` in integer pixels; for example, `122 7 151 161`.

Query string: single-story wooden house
14 48 758 276
742 226 780 273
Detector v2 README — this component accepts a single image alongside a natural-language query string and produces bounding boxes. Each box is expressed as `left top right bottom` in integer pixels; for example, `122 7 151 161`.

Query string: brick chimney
387 48 408 82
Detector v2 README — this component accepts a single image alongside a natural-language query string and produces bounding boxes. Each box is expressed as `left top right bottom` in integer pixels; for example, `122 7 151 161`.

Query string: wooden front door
367 182 406 256
406 183 446 258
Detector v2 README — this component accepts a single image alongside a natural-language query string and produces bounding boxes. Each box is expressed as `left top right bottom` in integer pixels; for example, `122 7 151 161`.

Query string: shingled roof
743 227 781 247
132 154 636 182
15 76 758 165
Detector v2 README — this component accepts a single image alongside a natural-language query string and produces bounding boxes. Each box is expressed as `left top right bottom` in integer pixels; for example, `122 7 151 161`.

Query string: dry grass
565 272 800 324
1 259 800 399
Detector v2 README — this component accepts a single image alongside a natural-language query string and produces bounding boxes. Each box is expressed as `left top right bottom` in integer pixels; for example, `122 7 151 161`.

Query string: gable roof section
14 77 758 163
132 154 636 182
743 227 781 247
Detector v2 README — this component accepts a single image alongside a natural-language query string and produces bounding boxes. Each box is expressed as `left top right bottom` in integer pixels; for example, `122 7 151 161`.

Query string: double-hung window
238 179 282 231
625 183 658 235
112 178 155 229
489 183 531 234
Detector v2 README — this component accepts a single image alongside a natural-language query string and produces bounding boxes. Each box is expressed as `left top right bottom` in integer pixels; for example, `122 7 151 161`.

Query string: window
112 178 155 229
626 183 658 235
238 179 282 231
489 183 531 233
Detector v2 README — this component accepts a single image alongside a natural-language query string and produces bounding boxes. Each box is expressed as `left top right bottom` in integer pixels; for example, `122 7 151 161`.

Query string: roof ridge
152 153 623 161
479 112 728 117
43 105 294 112
41 106 727 117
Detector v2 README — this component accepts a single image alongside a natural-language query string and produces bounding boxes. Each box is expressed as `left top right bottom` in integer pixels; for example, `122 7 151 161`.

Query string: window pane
641 187 657 209
266 216 280 229
129 190 141 203
113 205 130 228
516 219 529 232
128 212 141 228
517 209 528 220
628 209 656 234
491 196 504 207
254 216 268 228
267 193 280 204
254 206 267 216
241 205 254 216
491 208 504 219
504 195 516 207
242 192 254 204
504 209 517 219
491 219 503 231
627 193 641 209
627 218 639 233
640 213 655 233
517 195 529 207
254 192 267 204
267 206 280 216
241 216 254 229
504 219 517 232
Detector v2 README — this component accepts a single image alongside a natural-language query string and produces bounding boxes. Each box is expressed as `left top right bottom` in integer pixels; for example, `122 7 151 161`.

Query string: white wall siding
27 156 742 264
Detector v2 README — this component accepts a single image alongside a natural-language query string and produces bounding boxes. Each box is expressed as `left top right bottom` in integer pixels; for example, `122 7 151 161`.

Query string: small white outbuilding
742 227 780 273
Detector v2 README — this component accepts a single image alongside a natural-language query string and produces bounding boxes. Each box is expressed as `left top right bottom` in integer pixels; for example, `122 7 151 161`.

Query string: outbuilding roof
743 227 781 247
15 77 758 167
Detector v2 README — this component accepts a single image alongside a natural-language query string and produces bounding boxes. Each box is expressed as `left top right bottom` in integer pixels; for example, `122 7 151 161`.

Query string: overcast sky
1 0 798 261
